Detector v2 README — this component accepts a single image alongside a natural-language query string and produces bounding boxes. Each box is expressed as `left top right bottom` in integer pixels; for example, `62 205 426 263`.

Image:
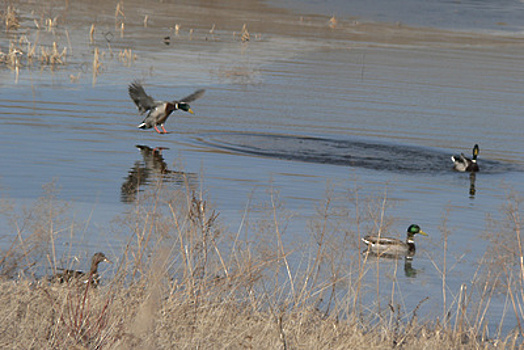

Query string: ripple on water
197 132 519 175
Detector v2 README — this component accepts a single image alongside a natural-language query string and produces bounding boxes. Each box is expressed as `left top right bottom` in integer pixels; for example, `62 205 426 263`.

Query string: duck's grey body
362 236 416 257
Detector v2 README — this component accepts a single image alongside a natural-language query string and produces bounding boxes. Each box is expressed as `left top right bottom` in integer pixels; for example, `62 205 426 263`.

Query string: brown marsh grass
0 179 522 349
0 4 136 86
2 5 19 32
0 5 67 73
0 3 271 86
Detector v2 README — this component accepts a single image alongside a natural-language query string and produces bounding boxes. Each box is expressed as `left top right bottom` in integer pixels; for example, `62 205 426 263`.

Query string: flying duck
451 144 479 172
129 81 205 134
362 224 428 259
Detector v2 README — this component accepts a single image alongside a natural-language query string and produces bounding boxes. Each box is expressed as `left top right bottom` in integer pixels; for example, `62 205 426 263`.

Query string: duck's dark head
91 252 111 269
177 102 194 114
406 224 428 240
472 144 480 162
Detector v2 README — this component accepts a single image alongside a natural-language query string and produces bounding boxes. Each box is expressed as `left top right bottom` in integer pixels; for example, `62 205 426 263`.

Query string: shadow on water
121 145 198 203
197 132 518 175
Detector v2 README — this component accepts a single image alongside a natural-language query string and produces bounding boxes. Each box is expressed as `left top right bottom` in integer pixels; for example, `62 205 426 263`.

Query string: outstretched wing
460 153 472 163
178 89 205 103
129 81 156 114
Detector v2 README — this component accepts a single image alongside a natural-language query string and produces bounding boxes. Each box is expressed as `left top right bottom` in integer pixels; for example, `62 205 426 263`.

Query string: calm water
1 0 523 335
272 0 524 33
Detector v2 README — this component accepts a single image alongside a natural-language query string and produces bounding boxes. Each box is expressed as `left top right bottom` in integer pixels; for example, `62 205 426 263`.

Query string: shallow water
1 0 523 336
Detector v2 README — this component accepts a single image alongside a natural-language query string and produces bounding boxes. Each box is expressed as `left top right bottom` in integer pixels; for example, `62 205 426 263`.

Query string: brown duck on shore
53 252 111 286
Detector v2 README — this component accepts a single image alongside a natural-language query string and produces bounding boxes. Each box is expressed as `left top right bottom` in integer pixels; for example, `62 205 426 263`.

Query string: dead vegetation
0 37 67 68
40 41 67 65
0 3 140 85
0 180 522 349
0 3 269 85
115 1 125 38
0 5 66 70
2 5 19 32
118 48 136 67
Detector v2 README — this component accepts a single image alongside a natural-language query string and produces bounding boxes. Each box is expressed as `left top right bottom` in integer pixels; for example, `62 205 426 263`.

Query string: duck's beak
418 230 428 236
188 108 194 114
104 257 113 264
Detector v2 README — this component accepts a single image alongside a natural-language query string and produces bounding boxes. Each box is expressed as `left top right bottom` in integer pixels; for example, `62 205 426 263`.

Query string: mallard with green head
362 224 428 259
129 81 205 134
52 252 112 287
451 144 479 172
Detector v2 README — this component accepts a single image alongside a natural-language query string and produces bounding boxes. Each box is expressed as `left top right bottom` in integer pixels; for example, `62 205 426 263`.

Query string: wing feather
129 81 156 113
178 89 205 103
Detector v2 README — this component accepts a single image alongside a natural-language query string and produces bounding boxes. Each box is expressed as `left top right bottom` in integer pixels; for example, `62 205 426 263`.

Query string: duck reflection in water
469 172 476 198
121 145 197 203
403 258 422 278
362 253 423 278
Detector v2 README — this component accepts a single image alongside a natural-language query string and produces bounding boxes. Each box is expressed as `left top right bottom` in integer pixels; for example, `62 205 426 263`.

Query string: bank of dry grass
5 279 518 349
0 181 522 349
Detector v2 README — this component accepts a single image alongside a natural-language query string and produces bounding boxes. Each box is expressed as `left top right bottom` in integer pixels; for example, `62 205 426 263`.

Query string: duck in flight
129 81 205 134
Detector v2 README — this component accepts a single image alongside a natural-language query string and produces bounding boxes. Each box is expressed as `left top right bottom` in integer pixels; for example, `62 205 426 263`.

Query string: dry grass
118 48 136 67
0 179 522 349
0 5 67 73
2 5 20 32
92 47 100 84
0 3 140 85
115 1 125 38
0 36 68 72
40 41 67 65
240 23 250 43
0 3 264 85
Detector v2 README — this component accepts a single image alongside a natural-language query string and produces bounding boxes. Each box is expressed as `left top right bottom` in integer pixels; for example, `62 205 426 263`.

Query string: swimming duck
128 81 205 134
53 252 111 286
451 144 479 172
362 224 428 259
